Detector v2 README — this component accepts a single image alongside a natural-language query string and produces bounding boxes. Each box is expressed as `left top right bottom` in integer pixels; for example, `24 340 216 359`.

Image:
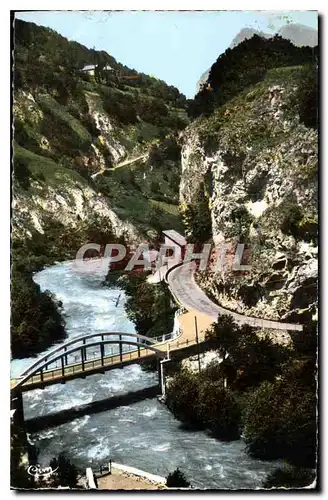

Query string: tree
180 184 212 244
165 370 201 427
243 361 317 467
196 381 240 440
297 64 318 129
263 466 316 489
148 144 164 166
117 273 176 339
166 367 241 439
189 34 314 117
166 468 190 488
205 315 240 357
225 206 254 242
11 261 66 358
280 197 303 238
49 453 78 488
292 320 317 359
206 319 290 390
11 422 35 489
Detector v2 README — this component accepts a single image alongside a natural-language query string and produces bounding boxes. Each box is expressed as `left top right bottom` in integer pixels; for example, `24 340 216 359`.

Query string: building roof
81 64 96 71
162 230 187 247
81 64 114 72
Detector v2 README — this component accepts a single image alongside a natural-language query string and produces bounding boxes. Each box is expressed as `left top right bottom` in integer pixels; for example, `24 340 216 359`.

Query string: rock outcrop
13 90 139 242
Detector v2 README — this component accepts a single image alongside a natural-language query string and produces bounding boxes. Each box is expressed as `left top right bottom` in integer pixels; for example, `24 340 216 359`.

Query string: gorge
11 16 318 490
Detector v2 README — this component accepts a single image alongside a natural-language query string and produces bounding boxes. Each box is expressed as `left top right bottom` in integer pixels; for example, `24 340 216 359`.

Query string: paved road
167 262 303 331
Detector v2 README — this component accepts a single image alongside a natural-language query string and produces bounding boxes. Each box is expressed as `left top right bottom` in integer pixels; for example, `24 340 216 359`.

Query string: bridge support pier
119 335 123 362
159 360 166 398
157 359 161 387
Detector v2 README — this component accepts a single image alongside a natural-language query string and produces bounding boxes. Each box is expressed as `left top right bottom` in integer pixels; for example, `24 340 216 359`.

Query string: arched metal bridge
11 331 177 393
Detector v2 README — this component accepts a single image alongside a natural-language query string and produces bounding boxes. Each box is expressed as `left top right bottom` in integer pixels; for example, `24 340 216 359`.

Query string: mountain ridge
196 22 318 94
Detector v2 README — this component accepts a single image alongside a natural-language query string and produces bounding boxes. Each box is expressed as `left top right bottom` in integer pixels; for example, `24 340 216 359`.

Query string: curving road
167 262 303 332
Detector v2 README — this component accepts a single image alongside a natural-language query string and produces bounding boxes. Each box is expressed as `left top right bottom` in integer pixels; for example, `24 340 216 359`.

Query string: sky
15 10 318 98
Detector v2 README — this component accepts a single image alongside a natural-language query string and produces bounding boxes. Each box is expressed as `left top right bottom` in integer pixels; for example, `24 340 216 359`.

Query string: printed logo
27 464 58 478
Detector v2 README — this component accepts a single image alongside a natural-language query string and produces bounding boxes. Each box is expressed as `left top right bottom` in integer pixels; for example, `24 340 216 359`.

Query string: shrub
148 144 164 166
162 136 181 161
137 95 168 124
225 206 254 241
49 453 79 488
115 273 176 339
297 65 318 129
13 156 31 190
296 217 318 244
263 466 316 489
166 468 190 488
14 119 42 154
279 197 317 243
180 183 212 243
11 264 66 358
280 199 303 237
205 318 290 390
166 370 201 427
101 91 138 125
291 320 317 358
243 361 317 467
166 367 241 439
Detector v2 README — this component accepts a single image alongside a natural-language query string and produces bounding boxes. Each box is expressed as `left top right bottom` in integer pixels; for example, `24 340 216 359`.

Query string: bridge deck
11 318 209 392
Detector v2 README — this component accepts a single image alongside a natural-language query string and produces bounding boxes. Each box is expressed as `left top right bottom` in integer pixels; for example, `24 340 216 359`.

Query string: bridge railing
152 332 173 344
26 351 139 384
20 332 161 377
18 342 162 389
33 335 204 378
20 308 186 379
167 335 207 352
24 336 206 387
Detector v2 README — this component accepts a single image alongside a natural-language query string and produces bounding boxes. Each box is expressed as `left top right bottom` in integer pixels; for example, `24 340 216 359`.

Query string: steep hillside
13 19 188 243
11 19 188 358
180 64 318 326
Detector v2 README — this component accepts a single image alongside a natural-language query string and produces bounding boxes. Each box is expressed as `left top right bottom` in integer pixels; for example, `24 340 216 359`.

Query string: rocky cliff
181 65 318 324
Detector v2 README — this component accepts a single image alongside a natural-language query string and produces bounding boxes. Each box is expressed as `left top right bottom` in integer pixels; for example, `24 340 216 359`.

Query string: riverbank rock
181 350 220 372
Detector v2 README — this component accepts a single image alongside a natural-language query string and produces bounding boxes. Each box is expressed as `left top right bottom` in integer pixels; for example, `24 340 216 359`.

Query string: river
11 260 281 489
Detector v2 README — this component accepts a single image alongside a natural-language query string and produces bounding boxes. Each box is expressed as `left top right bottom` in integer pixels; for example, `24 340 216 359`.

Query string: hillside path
91 154 147 179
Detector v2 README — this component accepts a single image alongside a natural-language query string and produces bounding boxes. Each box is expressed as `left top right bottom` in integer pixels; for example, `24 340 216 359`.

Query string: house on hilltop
80 64 96 75
80 64 114 76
